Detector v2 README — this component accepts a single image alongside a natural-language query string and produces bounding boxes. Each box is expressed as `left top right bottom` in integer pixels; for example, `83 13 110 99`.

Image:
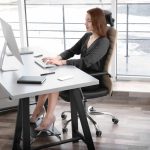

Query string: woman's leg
36 92 59 130
31 94 48 119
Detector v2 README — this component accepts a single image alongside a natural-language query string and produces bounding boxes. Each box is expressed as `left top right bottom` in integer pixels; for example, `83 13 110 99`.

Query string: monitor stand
0 42 20 72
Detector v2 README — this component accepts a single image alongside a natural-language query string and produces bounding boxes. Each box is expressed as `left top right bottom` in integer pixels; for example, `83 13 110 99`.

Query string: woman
30 7 109 131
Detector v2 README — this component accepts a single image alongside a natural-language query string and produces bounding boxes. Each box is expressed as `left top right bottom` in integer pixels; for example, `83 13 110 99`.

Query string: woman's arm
59 33 89 60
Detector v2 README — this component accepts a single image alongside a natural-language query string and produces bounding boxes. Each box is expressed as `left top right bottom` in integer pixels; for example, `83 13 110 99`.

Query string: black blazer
59 32 109 73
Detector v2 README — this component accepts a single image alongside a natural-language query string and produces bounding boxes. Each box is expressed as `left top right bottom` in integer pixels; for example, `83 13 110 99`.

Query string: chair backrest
103 26 117 95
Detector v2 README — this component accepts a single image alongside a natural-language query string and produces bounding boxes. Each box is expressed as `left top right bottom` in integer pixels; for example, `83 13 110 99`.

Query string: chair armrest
90 71 111 78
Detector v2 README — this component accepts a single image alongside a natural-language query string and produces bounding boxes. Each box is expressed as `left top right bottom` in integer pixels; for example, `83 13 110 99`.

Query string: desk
0 55 99 150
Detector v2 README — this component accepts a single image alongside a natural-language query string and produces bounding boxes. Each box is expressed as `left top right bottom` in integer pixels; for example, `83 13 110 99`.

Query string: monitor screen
0 18 23 71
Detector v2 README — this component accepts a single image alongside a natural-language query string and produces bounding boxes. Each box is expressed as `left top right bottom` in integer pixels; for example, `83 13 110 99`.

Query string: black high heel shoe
35 115 56 131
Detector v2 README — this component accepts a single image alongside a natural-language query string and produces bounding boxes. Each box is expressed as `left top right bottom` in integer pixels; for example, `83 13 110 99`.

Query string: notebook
17 76 46 84
34 58 56 68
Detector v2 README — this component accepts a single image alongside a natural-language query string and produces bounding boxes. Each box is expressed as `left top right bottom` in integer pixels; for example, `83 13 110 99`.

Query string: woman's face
85 13 93 32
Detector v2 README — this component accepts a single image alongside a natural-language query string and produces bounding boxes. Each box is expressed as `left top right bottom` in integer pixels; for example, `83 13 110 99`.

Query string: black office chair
60 10 119 137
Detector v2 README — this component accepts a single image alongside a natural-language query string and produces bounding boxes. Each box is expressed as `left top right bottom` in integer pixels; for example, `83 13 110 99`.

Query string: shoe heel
51 120 55 131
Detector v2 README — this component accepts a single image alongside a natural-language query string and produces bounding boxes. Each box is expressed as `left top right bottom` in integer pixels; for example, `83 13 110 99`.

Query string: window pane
26 4 64 53
117 2 150 77
0 1 20 49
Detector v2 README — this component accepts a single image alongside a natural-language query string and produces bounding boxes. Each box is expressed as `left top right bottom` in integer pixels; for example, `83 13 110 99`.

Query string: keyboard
34 58 56 68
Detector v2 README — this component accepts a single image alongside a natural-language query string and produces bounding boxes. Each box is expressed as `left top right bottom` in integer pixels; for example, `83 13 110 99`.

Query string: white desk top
0 55 99 100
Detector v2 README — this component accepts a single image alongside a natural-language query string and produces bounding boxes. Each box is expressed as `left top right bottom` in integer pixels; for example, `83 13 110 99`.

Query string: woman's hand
42 55 62 63
47 59 66 66
41 55 66 66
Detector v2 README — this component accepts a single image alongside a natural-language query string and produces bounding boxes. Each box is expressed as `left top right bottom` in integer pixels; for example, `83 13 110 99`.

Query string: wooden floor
0 95 150 150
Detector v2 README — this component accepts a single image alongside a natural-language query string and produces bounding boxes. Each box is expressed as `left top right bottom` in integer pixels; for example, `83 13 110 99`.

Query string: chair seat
83 87 109 99
60 85 109 102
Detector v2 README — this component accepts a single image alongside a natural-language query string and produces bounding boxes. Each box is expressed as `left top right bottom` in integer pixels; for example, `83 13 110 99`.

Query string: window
117 1 150 79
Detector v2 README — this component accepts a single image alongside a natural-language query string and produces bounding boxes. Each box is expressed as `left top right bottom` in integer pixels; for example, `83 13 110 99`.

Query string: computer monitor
0 18 23 71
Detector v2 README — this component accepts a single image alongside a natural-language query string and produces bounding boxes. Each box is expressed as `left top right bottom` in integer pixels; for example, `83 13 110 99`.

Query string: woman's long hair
87 8 107 37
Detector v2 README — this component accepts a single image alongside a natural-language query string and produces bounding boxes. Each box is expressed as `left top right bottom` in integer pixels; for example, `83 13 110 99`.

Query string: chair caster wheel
88 106 96 112
112 118 119 124
96 130 102 137
61 114 67 120
62 128 68 133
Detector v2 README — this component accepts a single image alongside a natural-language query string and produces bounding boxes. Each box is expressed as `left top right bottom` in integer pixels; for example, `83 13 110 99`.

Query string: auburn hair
87 8 107 37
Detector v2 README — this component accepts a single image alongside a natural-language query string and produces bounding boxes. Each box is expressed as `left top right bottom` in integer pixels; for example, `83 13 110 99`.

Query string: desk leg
70 89 95 150
12 100 22 150
12 98 31 150
70 91 78 139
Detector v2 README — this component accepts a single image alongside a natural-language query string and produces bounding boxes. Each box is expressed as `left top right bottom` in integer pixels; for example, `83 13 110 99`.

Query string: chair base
61 106 119 137
88 106 119 124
